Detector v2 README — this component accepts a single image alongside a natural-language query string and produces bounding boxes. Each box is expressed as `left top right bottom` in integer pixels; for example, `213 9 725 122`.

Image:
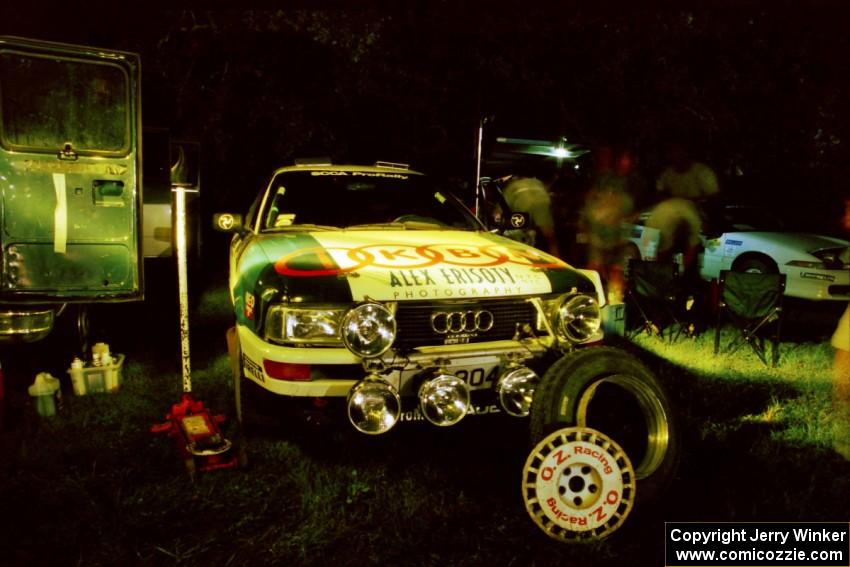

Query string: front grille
393 298 538 349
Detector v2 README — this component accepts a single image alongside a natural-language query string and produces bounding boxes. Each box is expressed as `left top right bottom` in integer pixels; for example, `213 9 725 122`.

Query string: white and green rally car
214 160 678 504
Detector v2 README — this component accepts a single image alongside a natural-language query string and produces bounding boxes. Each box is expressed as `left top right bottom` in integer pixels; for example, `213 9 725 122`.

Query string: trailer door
0 36 142 301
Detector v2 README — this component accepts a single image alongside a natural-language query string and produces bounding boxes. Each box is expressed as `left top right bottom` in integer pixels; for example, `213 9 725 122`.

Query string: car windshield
709 206 786 232
260 170 481 231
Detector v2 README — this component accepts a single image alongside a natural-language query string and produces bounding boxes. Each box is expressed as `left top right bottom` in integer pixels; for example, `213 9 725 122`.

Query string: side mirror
500 211 536 246
212 213 244 233
507 211 529 230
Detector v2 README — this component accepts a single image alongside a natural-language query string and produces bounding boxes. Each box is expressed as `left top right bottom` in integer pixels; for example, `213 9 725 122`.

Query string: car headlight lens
264 306 344 345
557 293 601 342
418 371 470 426
347 376 401 435
341 303 396 358
495 365 539 417
810 246 849 269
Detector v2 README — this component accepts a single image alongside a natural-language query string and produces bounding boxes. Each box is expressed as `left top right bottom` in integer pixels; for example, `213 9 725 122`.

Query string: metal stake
173 183 194 393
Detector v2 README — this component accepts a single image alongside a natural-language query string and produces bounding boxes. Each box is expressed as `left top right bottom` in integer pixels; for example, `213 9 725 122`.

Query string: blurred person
833 198 850 460
579 146 636 302
644 197 703 279
501 170 561 258
656 141 719 202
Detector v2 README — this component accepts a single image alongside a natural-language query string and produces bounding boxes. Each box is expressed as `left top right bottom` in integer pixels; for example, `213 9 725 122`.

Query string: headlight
347 376 401 435
418 371 470 426
341 303 396 357
556 293 601 343
265 306 345 345
495 365 539 417
811 247 849 269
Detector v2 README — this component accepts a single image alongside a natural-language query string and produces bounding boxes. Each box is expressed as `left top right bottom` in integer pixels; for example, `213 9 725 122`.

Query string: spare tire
530 346 679 504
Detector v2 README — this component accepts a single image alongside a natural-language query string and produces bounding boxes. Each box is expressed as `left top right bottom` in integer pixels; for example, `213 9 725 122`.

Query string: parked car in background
625 202 850 301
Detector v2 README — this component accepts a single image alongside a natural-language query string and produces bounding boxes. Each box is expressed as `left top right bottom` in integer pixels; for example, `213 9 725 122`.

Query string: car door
0 36 142 302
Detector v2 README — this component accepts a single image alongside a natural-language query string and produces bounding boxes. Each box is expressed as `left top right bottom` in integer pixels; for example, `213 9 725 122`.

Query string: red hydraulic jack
151 392 237 480
151 179 239 480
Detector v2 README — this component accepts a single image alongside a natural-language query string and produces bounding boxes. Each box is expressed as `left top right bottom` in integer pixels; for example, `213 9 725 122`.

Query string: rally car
624 203 850 301
214 160 678 505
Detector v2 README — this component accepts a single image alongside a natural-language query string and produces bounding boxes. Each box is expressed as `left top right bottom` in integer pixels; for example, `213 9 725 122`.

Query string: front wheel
530 346 679 504
227 326 268 436
734 256 777 275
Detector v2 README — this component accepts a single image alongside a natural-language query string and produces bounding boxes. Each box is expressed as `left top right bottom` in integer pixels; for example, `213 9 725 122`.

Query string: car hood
249 229 594 304
724 232 849 254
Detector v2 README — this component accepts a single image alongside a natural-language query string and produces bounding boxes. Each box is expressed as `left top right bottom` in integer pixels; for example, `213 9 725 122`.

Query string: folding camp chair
625 259 695 342
714 270 786 367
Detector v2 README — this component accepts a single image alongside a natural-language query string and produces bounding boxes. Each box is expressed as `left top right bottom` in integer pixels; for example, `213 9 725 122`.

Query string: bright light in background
492 136 591 162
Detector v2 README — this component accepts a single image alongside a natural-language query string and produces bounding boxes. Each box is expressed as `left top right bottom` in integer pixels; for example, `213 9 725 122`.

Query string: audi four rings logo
430 310 495 334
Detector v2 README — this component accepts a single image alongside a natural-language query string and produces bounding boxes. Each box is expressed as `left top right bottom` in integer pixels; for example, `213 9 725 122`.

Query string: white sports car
624 203 850 301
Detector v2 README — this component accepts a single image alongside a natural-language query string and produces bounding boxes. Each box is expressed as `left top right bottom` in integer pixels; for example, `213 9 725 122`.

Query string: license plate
453 363 501 390
395 357 502 395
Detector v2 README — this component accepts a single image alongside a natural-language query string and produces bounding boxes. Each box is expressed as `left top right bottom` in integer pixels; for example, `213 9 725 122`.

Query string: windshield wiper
267 223 339 231
347 221 449 230
345 223 408 230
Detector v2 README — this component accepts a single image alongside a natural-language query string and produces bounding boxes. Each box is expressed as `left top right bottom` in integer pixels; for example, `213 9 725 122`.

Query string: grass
630 323 837 450
0 275 847 566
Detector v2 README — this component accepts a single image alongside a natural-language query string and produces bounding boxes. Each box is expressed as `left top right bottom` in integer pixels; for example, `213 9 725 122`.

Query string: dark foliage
1 5 847 223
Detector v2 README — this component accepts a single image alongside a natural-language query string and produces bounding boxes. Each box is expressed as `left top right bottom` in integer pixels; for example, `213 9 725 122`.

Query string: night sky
1 3 848 234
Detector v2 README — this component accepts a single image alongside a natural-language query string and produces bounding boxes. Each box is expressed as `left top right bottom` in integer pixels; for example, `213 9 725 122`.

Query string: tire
225 375 251 469
232 356 277 436
734 256 777 275
530 346 679 504
76 305 91 357
228 326 273 436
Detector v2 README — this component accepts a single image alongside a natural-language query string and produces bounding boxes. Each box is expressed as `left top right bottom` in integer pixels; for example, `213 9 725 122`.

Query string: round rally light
495 366 540 417
341 303 396 358
522 427 636 542
558 294 601 343
418 371 470 427
347 378 401 435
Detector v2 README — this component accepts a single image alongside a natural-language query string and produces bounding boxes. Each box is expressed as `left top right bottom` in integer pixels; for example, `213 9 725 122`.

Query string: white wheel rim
522 427 636 542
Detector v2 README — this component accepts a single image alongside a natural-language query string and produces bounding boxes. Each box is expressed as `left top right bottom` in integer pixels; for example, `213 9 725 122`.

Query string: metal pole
474 117 485 215
173 184 192 393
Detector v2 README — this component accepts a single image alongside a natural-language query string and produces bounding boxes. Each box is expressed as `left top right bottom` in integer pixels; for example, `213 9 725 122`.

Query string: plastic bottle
69 357 85 395
28 373 60 417
92 342 110 367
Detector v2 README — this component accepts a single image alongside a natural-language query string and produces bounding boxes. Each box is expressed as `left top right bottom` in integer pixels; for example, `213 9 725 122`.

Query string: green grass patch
0 285 845 565
630 327 836 450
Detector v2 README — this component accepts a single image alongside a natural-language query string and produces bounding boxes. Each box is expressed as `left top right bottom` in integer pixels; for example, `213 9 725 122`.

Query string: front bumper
0 308 56 343
784 267 850 301
236 324 548 398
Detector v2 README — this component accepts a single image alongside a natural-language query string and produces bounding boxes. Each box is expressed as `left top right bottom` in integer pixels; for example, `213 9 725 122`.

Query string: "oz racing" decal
522 427 636 542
